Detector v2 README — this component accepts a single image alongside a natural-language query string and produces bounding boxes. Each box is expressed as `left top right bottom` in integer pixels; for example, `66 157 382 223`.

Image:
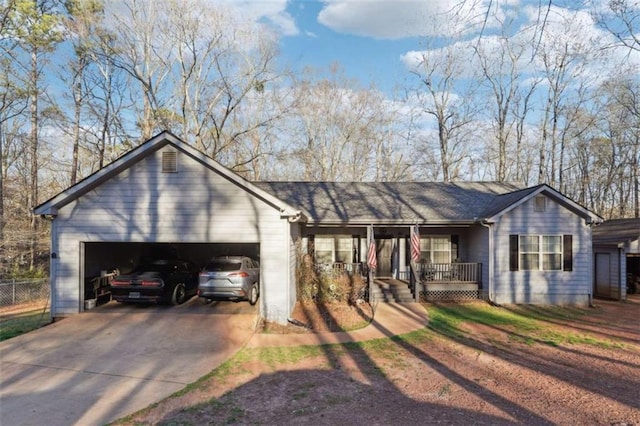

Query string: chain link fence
0 279 49 307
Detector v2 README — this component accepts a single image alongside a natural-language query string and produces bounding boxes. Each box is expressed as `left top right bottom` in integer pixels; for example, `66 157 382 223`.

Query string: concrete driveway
0 298 257 426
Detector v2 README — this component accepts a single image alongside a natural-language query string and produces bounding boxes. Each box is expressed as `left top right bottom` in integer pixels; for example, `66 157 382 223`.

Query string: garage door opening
628 255 639 295
81 242 259 308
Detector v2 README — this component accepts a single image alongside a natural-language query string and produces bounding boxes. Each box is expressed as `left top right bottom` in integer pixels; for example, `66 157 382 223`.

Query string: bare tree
284 66 406 182
474 21 541 183
594 0 640 52
5 0 63 270
408 40 476 182
63 0 106 184
600 74 640 217
103 0 174 141
534 9 602 188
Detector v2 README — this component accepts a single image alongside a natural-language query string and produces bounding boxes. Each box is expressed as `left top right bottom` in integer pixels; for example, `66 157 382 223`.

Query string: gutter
477 218 496 305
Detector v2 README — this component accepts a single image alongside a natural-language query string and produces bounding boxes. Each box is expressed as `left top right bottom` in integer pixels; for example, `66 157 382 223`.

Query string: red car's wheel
171 283 187 305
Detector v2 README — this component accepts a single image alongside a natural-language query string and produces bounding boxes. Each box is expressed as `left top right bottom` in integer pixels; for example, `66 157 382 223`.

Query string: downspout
586 218 601 308
285 212 303 325
479 219 495 304
41 214 57 320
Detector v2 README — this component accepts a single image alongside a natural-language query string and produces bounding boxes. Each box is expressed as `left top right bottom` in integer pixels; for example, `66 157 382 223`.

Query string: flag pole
410 223 421 302
367 225 376 304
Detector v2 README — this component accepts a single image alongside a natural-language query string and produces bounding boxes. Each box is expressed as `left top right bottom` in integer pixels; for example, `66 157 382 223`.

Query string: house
34 132 602 323
592 218 640 300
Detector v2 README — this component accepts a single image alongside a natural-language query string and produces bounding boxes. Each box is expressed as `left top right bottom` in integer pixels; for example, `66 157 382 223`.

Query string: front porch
314 261 482 302
399 262 482 301
305 224 486 303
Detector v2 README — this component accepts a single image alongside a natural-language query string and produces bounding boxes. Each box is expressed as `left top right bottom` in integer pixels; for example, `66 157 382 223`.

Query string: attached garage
592 218 640 300
82 242 259 302
35 132 303 323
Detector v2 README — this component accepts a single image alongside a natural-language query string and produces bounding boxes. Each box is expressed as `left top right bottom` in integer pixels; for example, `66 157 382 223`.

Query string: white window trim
419 235 451 264
314 235 353 264
534 195 546 212
519 234 563 271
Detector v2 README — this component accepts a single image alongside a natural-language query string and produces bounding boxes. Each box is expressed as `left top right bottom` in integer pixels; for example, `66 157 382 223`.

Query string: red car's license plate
129 292 140 298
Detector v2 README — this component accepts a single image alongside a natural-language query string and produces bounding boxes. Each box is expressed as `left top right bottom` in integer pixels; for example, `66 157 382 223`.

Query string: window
542 236 562 270
419 236 451 264
534 196 546 212
162 150 178 173
314 235 353 264
510 235 570 271
314 237 334 264
519 236 540 270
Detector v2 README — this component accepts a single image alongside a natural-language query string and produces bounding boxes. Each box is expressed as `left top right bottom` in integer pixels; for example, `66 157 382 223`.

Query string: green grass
426 303 621 349
0 308 51 342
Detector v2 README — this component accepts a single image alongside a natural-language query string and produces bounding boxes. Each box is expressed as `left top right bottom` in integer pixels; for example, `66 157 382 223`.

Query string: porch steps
371 278 415 303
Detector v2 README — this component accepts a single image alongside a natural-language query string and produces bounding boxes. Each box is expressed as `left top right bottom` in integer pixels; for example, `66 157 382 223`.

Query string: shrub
296 253 366 304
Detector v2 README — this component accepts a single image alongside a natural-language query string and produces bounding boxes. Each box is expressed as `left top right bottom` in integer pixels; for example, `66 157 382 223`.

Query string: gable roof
255 181 601 226
254 181 521 225
593 218 640 245
34 131 301 218
482 184 601 223
35 131 600 227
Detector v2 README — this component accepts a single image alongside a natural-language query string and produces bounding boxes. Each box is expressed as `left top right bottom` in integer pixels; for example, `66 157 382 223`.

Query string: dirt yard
119 296 640 425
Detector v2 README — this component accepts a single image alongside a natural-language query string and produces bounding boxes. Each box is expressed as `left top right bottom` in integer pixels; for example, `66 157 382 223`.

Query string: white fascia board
486 184 602 224
34 132 303 221
34 132 173 215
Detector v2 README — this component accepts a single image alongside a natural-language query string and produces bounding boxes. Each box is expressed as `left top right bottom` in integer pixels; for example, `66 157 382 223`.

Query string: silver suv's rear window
204 260 241 271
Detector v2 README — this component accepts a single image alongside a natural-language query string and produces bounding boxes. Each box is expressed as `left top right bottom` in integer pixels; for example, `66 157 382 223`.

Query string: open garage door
628 255 639 295
81 242 259 307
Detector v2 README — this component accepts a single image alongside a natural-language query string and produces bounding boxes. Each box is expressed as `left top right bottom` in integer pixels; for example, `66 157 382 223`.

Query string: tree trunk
29 47 39 271
71 75 81 184
0 120 4 245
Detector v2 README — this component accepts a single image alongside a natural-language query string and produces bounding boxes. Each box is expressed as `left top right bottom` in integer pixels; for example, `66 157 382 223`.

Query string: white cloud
317 0 514 39
400 39 478 78
218 0 299 36
401 3 640 88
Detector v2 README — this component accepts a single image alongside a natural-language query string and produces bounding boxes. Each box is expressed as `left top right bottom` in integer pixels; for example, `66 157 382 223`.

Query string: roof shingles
254 181 522 224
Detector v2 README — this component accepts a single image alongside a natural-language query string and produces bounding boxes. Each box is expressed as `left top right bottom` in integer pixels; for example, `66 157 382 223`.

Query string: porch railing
315 262 364 277
399 263 481 283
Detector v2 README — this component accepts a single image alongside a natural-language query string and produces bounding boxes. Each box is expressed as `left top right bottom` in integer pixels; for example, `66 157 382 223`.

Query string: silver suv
198 256 260 305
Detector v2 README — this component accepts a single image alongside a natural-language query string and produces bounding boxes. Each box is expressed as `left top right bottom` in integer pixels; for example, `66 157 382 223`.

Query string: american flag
367 225 377 270
410 224 420 263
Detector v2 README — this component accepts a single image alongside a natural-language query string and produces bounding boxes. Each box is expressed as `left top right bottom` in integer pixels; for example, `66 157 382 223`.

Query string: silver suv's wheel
249 284 259 305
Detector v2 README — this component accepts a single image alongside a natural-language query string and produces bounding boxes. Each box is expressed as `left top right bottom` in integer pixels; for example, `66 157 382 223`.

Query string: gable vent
534 195 546 212
162 150 178 173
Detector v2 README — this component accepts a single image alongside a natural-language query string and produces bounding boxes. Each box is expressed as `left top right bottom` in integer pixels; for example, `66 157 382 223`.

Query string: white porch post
399 236 407 277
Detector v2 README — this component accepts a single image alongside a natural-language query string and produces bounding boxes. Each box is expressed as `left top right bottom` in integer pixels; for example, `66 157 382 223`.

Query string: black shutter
509 235 519 271
563 235 573 271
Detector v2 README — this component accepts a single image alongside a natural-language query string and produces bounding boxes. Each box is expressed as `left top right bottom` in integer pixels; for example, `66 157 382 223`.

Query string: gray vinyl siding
49 149 292 321
466 225 489 292
493 195 592 305
593 245 626 300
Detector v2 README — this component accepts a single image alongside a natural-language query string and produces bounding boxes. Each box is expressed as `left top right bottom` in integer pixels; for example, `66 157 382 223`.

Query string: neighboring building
592 218 640 300
34 132 602 323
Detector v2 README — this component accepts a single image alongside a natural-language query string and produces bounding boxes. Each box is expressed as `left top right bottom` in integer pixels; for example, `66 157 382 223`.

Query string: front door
376 239 393 277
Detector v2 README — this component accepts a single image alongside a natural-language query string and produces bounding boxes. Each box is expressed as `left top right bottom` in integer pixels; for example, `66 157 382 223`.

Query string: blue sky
277 1 420 92
229 0 638 97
